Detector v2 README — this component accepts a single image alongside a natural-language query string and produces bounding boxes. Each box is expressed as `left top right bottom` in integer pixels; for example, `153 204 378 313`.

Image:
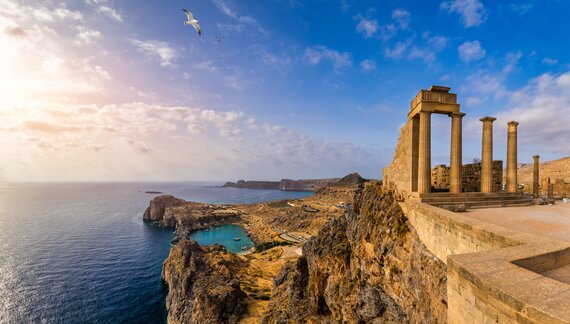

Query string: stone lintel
429 85 451 92
409 87 460 120
479 116 497 123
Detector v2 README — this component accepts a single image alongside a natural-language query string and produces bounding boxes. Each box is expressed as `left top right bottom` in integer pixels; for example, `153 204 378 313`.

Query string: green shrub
254 241 292 252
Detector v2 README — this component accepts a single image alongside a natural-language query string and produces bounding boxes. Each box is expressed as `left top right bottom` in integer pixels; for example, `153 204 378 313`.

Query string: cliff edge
262 182 447 323
162 240 247 324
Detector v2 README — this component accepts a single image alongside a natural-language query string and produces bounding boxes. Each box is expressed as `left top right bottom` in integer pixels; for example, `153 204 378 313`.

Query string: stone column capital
533 155 540 160
507 120 519 127
479 116 497 123
449 112 466 119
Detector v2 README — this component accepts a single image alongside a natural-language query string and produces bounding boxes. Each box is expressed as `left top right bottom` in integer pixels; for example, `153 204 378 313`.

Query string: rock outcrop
143 195 185 223
161 240 248 324
143 195 241 232
262 182 447 323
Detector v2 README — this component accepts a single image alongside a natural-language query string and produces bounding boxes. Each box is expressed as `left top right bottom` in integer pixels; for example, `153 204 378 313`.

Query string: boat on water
241 246 248 251
233 237 241 241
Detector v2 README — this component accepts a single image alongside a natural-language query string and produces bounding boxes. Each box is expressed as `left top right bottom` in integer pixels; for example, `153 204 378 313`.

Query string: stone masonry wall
540 178 570 198
383 121 413 196
431 161 503 192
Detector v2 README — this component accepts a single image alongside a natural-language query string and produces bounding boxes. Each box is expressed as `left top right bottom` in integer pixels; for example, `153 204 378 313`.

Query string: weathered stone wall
400 201 570 324
431 161 503 192
383 121 413 196
399 202 519 264
540 177 570 197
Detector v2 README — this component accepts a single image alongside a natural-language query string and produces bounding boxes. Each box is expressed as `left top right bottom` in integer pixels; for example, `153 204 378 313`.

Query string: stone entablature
408 86 460 120
431 161 503 192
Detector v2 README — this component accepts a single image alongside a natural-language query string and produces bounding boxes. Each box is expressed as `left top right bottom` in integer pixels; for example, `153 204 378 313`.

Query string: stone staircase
417 192 532 209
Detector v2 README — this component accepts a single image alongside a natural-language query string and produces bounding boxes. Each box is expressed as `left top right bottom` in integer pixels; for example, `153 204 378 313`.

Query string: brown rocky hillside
517 156 570 189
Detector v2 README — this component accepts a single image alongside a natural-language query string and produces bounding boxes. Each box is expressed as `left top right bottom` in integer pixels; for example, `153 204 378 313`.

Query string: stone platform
413 192 532 209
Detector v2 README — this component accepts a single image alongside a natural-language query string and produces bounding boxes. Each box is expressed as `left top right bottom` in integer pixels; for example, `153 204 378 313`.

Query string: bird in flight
216 35 224 42
183 9 201 36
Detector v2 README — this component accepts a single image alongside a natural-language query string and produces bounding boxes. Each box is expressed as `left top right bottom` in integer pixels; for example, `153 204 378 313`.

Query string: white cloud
502 51 522 74
462 70 509 99
495 72 570 153
392 9 411 30
440 0 487 27
384 39 412 60
360 59 376 72
129 39 178 67
355 16 378 38
87 0 123 22
76 26 101 45
458 40 486 63
32 7 82 22
0 103 381 181
304 45 352 69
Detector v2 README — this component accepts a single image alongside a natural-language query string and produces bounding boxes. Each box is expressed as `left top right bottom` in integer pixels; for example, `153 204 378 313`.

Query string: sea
0 182 312 324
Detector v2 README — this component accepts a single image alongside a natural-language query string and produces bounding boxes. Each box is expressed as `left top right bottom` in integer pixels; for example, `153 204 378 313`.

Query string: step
430 199 532 209
419 192 522 198
420 196 526 203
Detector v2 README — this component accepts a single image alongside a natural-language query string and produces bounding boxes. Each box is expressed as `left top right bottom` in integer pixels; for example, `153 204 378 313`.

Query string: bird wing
190 21 201 35
182 9 194 20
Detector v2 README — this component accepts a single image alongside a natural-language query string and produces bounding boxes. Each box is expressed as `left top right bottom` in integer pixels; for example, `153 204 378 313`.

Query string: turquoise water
0 183 312 323
189 224 254 253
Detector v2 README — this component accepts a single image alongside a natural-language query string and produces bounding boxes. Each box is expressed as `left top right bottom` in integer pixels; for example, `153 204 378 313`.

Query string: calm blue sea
0 183 311 324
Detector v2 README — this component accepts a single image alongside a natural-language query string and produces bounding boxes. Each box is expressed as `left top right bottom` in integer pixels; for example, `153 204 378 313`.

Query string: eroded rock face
262 182 447 323
161 240 248 324
143 195 185 223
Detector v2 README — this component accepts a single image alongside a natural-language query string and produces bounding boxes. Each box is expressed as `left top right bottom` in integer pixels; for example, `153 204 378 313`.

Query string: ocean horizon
0 182 312 323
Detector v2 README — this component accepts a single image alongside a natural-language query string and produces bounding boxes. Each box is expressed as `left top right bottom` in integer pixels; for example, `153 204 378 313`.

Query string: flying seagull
183 9 201 36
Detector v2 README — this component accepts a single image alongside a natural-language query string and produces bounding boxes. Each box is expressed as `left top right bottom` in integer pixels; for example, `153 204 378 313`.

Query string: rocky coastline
145 173 447 323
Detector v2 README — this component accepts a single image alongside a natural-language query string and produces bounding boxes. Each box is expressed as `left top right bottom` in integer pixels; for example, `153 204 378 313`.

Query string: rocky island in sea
144 173 447 323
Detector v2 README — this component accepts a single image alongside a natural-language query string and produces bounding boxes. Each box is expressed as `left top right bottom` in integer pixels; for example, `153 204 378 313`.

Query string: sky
1 0 570 182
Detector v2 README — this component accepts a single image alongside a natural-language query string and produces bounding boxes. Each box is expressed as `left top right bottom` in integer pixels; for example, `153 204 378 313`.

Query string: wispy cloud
304 45 352 70
87 0 123 22
129 39 178 67
213 0 267 35
75 26 101 45
440 0 487 27
458 40 486 63
360 59 376 72
354 16 378 38
392 9 411 30
355 9 411 41
542 58 559 66
0 103 380 181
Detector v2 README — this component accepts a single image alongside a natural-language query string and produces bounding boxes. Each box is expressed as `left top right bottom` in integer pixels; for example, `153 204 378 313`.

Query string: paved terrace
463 203 570 243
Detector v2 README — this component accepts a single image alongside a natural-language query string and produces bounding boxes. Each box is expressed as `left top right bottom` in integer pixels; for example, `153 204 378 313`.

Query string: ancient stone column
449 113 465 193
506 121 519 193
418 111 432 194
480 116 496 193
533 155 540 198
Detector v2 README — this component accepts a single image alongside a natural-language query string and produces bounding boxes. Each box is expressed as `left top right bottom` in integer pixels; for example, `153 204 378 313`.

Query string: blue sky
1 0 569 181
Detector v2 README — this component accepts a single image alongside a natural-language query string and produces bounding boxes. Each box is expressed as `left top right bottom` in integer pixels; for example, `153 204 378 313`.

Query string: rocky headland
147 173 447 323
222 173 364 192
